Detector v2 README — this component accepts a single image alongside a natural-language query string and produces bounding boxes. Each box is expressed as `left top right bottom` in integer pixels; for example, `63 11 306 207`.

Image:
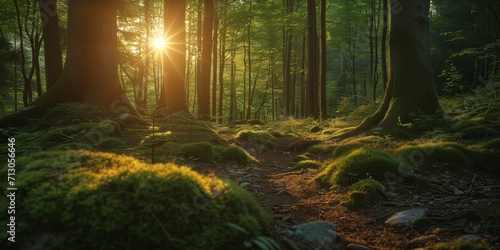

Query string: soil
195 133 500 250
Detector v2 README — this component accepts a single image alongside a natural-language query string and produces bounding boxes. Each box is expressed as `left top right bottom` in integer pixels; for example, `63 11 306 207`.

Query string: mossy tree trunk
1 0 138 126
157 0 190 115
347 0 440 134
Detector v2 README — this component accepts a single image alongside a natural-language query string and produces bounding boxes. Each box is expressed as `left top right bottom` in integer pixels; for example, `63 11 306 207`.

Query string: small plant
225 223 280 250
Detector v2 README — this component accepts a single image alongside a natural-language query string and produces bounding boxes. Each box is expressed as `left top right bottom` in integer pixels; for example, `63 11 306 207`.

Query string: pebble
385 208 426 226
409 235 438 246
346 243 371 250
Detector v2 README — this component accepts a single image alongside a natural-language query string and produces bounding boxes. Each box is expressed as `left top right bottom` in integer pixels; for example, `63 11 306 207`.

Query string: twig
468 173 477 193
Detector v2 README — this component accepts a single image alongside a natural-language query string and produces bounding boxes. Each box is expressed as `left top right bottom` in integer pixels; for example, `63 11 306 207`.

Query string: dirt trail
202 134 500 249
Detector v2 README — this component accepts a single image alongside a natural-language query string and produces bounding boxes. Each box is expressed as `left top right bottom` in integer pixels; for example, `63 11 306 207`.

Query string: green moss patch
396 142 474 172
480 138 500 150
307 144 334 154
216 145 259 164
235 130 275 143
315 148 399 187
0 150 271 250
341 179 385 210
140 131 178 147
460 125 500 139
331 143 363 158
290 160 322 170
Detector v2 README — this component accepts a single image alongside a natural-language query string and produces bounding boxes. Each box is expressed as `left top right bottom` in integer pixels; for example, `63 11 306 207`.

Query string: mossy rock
424 241 489 250
48 142 94 151
216 145 259 164
307 144 334 155
315 148 399 187
480 138 500 150
396 142 474 172
177 142 216 162
309 125 322 133
331 143 363 159
290 160 322 170
0 150 271 250
341 179 385 210
461 125 500 139
235 130 275 143
96 137 127 152
464 146 500 175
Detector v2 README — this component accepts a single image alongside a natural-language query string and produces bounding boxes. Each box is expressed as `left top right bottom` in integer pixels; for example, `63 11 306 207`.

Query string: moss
235 130 275 143
396 142 474 172
177 142 216 162
140 131 178 147
461 125 500 139
451 120 481 132
307 144 334 154
290 160 322 170
331 143 363 158
480 138 500 150
48 142 94 151
425 241 489 250
341 179 384 210
290 154 311 163
310 125 322 133
0 150 271 250
217 145 259 164
96 137 127 152
476 199 500 231
315 148 399 187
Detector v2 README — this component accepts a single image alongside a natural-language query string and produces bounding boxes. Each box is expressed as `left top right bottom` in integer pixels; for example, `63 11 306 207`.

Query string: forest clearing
1 0 500 249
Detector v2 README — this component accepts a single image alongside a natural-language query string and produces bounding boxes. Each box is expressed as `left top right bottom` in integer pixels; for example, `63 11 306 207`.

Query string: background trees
0 0 498 124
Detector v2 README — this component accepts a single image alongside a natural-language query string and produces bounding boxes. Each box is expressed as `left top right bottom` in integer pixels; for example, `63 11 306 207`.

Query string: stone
346 243 371 250
457 235 482 242
385 208 426 226
409 235 439 246
281 221 337 250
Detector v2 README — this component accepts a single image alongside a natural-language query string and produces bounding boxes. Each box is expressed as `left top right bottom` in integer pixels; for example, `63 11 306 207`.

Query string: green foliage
140 131 178 147
460 125 500 139
178 141 216 162
0 150 271 250
315 148 399 187
331 143 363 158
479 138 500 150
225 223 280 250
341 179 384 210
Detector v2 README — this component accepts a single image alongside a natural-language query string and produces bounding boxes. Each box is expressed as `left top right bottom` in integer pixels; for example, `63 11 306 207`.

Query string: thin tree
306 0 319 118
39 0 63 90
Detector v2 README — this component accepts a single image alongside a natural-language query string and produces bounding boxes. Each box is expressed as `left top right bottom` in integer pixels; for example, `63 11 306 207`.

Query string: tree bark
157 0 190 114
197 0 213 119
306 0 319 118
320 0 327 118
39 0 63 90
342 0 441 136
381 0 388 90
1 0 138 126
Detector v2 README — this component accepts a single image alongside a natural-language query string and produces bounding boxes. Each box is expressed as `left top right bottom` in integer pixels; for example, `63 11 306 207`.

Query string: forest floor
193 125 500 250
3 85 500 249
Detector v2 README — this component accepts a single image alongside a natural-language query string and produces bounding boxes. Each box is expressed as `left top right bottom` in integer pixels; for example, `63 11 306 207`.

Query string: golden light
152 36 167 50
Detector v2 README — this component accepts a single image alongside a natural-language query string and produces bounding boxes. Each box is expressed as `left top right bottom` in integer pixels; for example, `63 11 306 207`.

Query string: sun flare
152 36 167 50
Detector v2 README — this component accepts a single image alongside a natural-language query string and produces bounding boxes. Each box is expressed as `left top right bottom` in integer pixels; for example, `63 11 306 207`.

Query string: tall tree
306 0 319 118
283 0 293 117
320 0 327 118
39 0 63 89
197 0 213 119
381 0 388 90
157 0 190 114
1 0 138 126
344 0 441 135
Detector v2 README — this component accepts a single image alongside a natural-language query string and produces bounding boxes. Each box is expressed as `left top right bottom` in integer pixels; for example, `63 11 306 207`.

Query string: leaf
225 222 248 234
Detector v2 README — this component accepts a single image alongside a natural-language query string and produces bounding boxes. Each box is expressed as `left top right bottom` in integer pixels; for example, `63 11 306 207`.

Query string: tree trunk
346 0 441 135
306 0 319 118
1 0 138 126
218 1 226 123
157 0 190 114
283 0 293 117
39 0 63 90
197 0 213 119
211 0 219 119
320 0 327 118
381 0 388 90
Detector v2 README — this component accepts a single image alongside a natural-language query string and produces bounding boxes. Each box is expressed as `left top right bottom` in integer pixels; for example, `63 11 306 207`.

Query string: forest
0 0 500 249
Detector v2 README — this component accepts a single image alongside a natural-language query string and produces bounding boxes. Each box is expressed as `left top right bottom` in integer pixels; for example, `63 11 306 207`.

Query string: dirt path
201 134 500 249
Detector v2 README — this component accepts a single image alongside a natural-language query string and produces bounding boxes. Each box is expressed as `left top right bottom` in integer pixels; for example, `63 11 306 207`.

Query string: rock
385 208 426 226
457 235 482 242
346 243 371 250
281 221 338 250
409 235 438 246
273 181 286 188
